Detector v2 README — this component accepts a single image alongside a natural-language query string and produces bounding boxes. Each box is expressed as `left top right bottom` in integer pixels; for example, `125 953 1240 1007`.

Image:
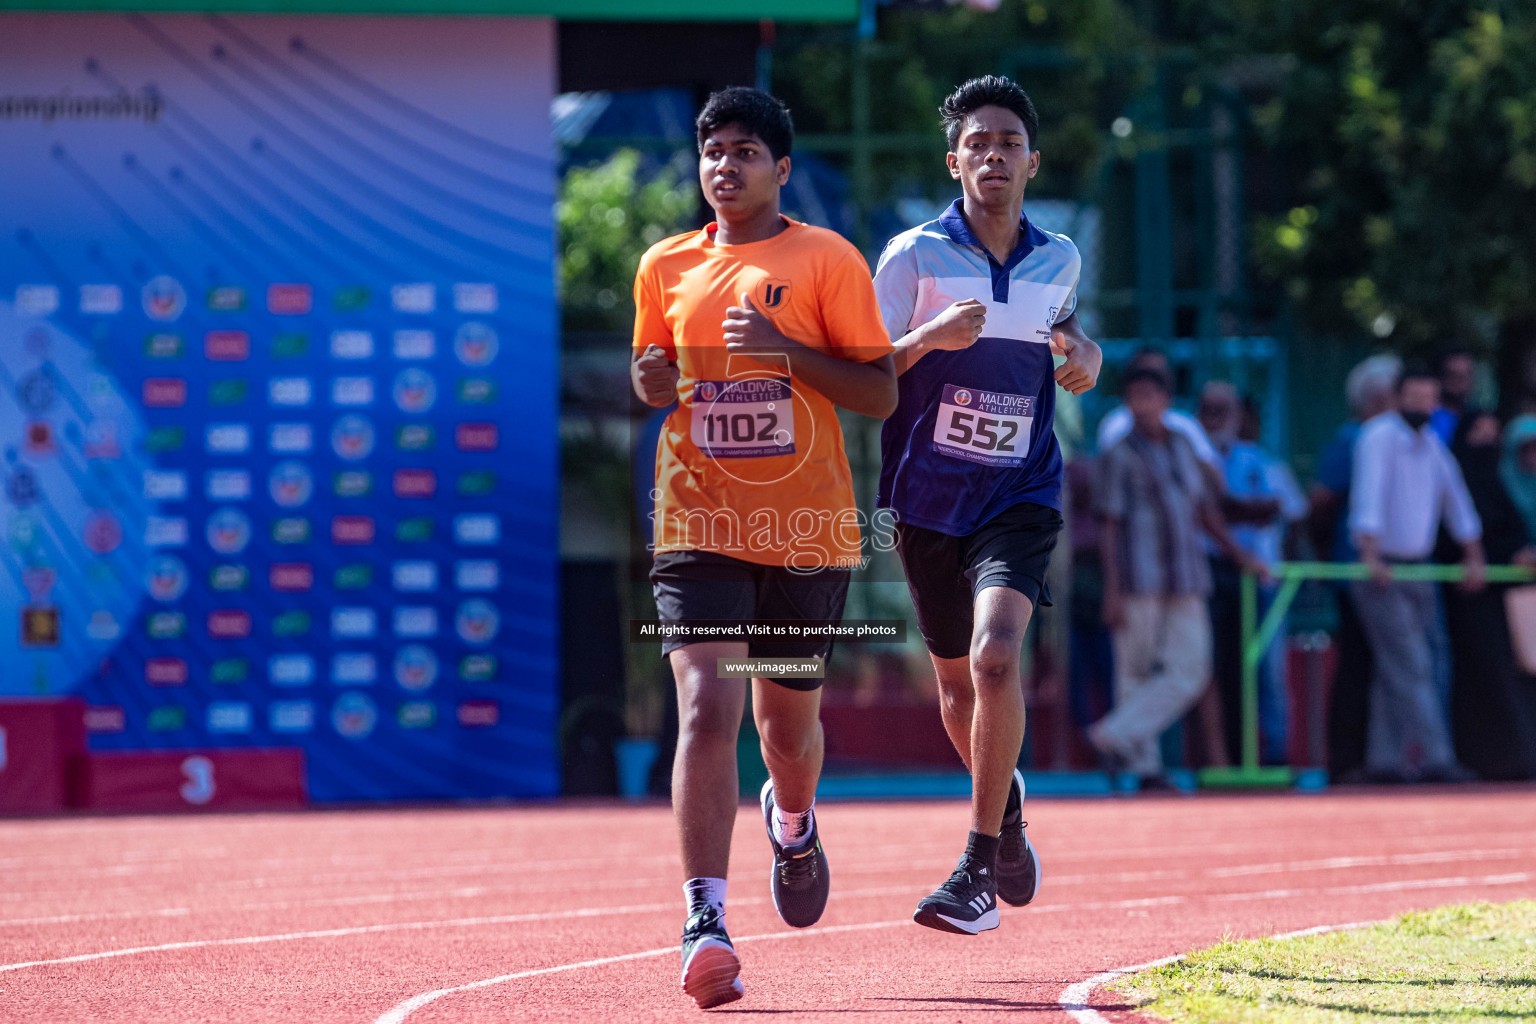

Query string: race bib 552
931 384 1033 467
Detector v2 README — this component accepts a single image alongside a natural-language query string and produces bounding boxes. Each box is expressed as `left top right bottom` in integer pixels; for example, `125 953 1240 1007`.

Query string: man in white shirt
1348 362 1484 782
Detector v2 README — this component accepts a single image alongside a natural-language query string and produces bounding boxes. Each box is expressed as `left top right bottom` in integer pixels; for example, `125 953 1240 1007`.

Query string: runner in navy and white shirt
873 76 1101 936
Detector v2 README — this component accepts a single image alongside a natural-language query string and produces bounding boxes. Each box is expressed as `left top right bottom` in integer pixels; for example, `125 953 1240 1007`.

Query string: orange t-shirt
633 218 893 569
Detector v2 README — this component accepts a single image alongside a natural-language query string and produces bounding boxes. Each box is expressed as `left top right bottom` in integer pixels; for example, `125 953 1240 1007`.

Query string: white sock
684 877 728 917
774 802 814 847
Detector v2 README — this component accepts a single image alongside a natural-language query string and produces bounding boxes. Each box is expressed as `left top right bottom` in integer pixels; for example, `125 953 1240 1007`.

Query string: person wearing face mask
1348 362 1485 783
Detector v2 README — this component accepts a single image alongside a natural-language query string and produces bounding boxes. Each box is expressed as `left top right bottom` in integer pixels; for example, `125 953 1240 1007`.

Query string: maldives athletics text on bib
931 384 1034 467
690 377 796 458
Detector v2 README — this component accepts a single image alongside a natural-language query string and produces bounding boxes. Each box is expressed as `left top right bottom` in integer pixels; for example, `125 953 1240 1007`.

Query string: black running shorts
894 500 1062 660
650 550 851 691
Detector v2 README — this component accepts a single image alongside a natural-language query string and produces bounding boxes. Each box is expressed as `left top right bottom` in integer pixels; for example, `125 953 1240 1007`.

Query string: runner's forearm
777 342 898 418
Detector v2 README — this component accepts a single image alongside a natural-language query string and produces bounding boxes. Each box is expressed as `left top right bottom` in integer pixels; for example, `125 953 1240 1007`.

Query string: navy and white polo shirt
873 199 1081 536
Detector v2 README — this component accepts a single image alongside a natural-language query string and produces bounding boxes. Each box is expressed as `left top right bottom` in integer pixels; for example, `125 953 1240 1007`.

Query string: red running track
1 787 1533 1023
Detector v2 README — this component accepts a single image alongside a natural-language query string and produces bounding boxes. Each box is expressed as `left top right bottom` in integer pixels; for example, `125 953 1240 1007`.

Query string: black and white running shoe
997 768 1042 907
680 905 743 1009
913 854 1000 935
760 779 830 928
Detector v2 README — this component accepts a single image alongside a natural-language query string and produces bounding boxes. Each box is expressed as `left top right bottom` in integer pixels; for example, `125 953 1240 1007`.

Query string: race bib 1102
931 384 1033 466
691 377 795 458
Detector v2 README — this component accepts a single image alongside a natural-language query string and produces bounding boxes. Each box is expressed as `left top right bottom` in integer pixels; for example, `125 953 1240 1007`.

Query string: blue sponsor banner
0 14 559 800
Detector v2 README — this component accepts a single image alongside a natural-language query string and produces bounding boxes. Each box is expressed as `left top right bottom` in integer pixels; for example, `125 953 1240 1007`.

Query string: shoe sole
912 906 1000 935
681 941 743 1009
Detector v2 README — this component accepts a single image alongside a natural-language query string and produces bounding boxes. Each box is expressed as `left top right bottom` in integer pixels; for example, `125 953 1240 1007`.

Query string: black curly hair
941 76 1039 152
696 87 794 161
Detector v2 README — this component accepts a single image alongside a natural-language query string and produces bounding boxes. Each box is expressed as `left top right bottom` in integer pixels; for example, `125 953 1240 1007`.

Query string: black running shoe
680 905 743 1009
913 854 1000 935
760 779 830 928
997 768 1042 907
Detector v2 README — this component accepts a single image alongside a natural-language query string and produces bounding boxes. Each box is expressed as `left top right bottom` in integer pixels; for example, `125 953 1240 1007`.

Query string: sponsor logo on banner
392 560 438 592
144 333 185 359
269 423 313 454
333 563 373 589
457 700 499 728
331 607 377 639
394 644 439 691
331 516 375 545
331 416 375 460
273 610 312 637
83 511 122 554
143 470 188 501
330 330 374 360
268 377 313 407
393 606 438 638
332 692 378 739
454 514 500 545
457 377 497 405
23 566 55 605
456 470 497 497
86 609 121 641
391 282 436 313
331 377 375 407
269 562 314 592
205 508 252 554
455 423 498 451
206 469 252 501
268 461 314 508
209 565 250 591
330 470 370 497
267 283 312 315
143 378 187 408
456 599 500 645
147 426 186 452
453 282 498 313
146 555 190 602
208 702 253 734
84 422 122 459
145 657 189 686
398 701 436 729
21 607 60 647
332 652 377 685
205 331 250 361
269 653 315 686
209 379 249 406
273 332 309 358
206 423 252 454
395 517 434 543
17 371 55 415
6 467 39 507
393 469 436 498
392 368 436 412
459 654 498 682
333 285 371 311
393 330 435 359
146 611 187 639
271 518 312 544
211 657 249 684
143 276 187 322
148 706 188 732
16 284 59 316
206 285 247 312
85 705 127 733
145 516 189 548
455 560 500 591
270 701 316 733
395 424 435 451
80 284 123 315
23 421 55 457
208 609 252 639
454 322 498 366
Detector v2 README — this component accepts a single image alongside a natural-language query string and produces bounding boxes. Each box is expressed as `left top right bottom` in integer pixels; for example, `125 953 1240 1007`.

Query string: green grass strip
1119 901 1536 1023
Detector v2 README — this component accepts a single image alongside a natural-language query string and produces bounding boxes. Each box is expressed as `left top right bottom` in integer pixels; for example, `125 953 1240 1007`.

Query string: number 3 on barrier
180 755 216 805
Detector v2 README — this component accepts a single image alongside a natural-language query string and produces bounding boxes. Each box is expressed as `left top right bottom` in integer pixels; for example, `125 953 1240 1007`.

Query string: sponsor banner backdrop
0 14 559 800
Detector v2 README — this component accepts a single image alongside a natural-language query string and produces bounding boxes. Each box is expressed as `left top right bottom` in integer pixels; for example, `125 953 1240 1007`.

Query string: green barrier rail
1198 561 1536 789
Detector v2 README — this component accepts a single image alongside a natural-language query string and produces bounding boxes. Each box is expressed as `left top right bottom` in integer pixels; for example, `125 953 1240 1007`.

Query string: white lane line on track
1057 919 1377 1024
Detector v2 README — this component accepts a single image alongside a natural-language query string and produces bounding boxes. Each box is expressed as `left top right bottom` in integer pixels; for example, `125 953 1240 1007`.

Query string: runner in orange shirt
630 87 896 1009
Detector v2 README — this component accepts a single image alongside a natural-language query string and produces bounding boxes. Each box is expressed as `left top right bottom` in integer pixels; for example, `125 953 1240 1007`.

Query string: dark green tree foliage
1183 1 1536 352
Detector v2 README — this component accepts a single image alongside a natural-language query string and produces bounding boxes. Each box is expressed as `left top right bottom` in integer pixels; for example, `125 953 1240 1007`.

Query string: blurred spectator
1502 415 1536 539
1430 348 1477 447
1349 363 1484 783
1436 412 1536 780
1309 353 1399 779
1096 347 1219 469
1198 382 1306 765
1065 457 1114 741
1090 367 1260 786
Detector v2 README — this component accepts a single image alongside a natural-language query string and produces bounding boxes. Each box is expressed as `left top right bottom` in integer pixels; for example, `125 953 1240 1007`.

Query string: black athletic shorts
894 500 1062 660
650 550 851 691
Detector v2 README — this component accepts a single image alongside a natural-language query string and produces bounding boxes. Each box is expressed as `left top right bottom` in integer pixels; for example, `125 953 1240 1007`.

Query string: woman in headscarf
1440 412 1536 780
